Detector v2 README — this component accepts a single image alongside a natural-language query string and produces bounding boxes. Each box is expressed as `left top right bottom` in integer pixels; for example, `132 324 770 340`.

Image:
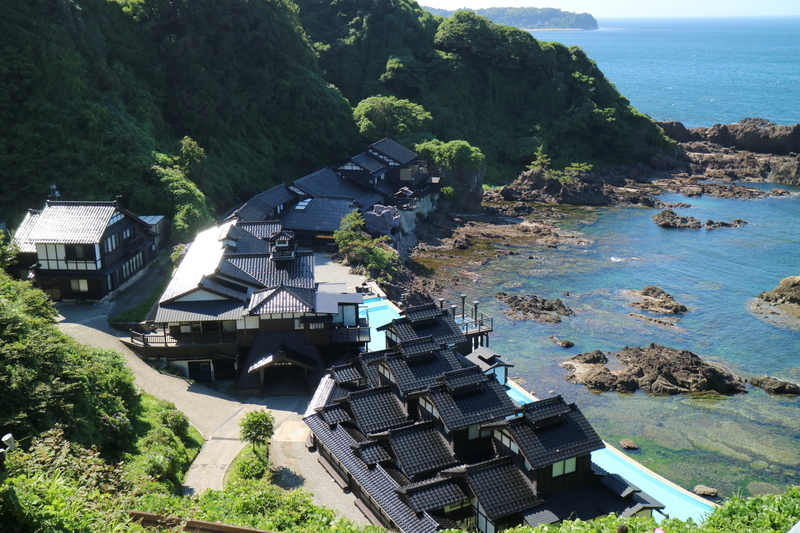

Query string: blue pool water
360 297 402 351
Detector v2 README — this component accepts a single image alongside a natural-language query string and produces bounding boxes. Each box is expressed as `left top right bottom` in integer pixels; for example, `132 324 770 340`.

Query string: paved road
55 275 369 525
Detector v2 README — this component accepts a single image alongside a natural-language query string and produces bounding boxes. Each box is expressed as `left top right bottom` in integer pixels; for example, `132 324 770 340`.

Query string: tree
0 231 19 270
353 96 432 141
334 211 399 281
239 409 275 460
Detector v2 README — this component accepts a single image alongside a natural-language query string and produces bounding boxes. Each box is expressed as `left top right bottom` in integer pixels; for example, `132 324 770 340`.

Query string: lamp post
460 293 467 319
0 433 16 474
438 297 445 310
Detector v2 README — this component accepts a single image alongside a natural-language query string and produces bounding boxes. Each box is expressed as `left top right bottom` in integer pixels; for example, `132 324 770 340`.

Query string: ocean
424 18 800 497
530 17 800 128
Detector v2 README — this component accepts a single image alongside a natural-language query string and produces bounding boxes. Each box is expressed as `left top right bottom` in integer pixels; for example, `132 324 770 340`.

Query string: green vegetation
423 7 599 30
334 211 400 282
2 0 671 231
0 274 137 454
239 409 276 462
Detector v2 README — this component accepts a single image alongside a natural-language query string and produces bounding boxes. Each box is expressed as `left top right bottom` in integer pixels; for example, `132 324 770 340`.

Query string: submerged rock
549 336 574 348
750 376 800 395
694 485 719 497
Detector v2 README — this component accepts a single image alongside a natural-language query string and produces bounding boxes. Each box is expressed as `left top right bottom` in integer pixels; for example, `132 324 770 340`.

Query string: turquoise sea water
434 188 800 496
530 17 800 127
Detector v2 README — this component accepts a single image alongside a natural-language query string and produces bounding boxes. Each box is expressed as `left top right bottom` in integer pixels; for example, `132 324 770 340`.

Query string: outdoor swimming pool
360 297 402 351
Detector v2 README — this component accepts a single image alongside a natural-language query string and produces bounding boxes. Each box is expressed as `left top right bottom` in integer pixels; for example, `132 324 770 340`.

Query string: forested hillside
422 6 598 30
1 0 671 235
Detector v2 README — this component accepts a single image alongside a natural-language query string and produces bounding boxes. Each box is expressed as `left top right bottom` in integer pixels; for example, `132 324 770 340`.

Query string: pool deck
507 380 718 522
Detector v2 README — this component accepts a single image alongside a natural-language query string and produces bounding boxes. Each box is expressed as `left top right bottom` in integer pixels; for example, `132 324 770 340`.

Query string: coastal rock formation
652 209 701 229
749 376 800 395
630 286 688 314
658 119 800 186
619 439 639 450
758 276 800 306
561 343 747 395
492 168 617 206
660 118 800 156
651 209 747 229
496 292 574 323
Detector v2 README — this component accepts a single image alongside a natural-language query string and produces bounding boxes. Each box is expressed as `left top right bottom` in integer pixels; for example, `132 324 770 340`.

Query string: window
105 233 119 253
70 279 89 293
552 457 577 477
108 211 123 226
294 319 303 330
123 227 133 241
309 322 325 330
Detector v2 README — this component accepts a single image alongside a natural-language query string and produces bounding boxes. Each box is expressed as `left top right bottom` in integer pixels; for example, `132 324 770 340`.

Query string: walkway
55 272 369 525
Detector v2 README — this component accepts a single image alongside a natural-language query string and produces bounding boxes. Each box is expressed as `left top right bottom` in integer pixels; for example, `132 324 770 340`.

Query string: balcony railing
330 326 371 344
454 310 493 336
130 327 236 347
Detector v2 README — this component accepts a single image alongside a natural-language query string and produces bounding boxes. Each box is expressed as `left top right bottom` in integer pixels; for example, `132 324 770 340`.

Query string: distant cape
422 6 598 30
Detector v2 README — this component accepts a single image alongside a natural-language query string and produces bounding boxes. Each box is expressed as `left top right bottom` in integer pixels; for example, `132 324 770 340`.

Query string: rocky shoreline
393 118 799 306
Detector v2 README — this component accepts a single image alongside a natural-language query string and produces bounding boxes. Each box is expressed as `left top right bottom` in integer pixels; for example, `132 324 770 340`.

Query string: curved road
56 299 368 525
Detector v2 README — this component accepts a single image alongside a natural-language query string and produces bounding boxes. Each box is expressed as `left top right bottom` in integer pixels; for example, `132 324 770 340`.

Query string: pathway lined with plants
56 303 303 494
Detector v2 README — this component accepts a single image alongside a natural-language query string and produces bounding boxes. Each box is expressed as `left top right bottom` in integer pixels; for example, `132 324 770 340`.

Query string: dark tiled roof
235 220 283 239
331 364 364 385
466 347 514 371
380 312 467 347
154 300 245 322
461 457 542 521
403 303 441 323
398 337 439 360
224 251 315 288
320 405 352 426
198 276 248 301
232 184 297 221
438 367 488 394
304 414 440 533
370 138 418 166
280 197 356 233
427 374 516 432
222 224 272 254
385 422 459 479
399 477 467 513
383 347 463 394
347 387 411 435
504 397 604 469
248 285 315 314
355 440 392 465
351 152 388 173
520 395 573 424
293 168 384 209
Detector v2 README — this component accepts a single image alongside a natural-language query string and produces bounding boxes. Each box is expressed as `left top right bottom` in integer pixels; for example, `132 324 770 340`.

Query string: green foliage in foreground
0 273 138 454
138 478 385 533
334 211 400 282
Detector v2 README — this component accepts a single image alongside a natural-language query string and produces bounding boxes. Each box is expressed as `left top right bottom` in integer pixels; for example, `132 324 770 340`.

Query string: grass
109 269 172 323
130 392 205 460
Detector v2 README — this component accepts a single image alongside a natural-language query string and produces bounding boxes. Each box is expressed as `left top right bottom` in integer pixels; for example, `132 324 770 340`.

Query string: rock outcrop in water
561 343 747 395
758 276 800 306
629 286 688 314
496 292 574 323
652 209 748 229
